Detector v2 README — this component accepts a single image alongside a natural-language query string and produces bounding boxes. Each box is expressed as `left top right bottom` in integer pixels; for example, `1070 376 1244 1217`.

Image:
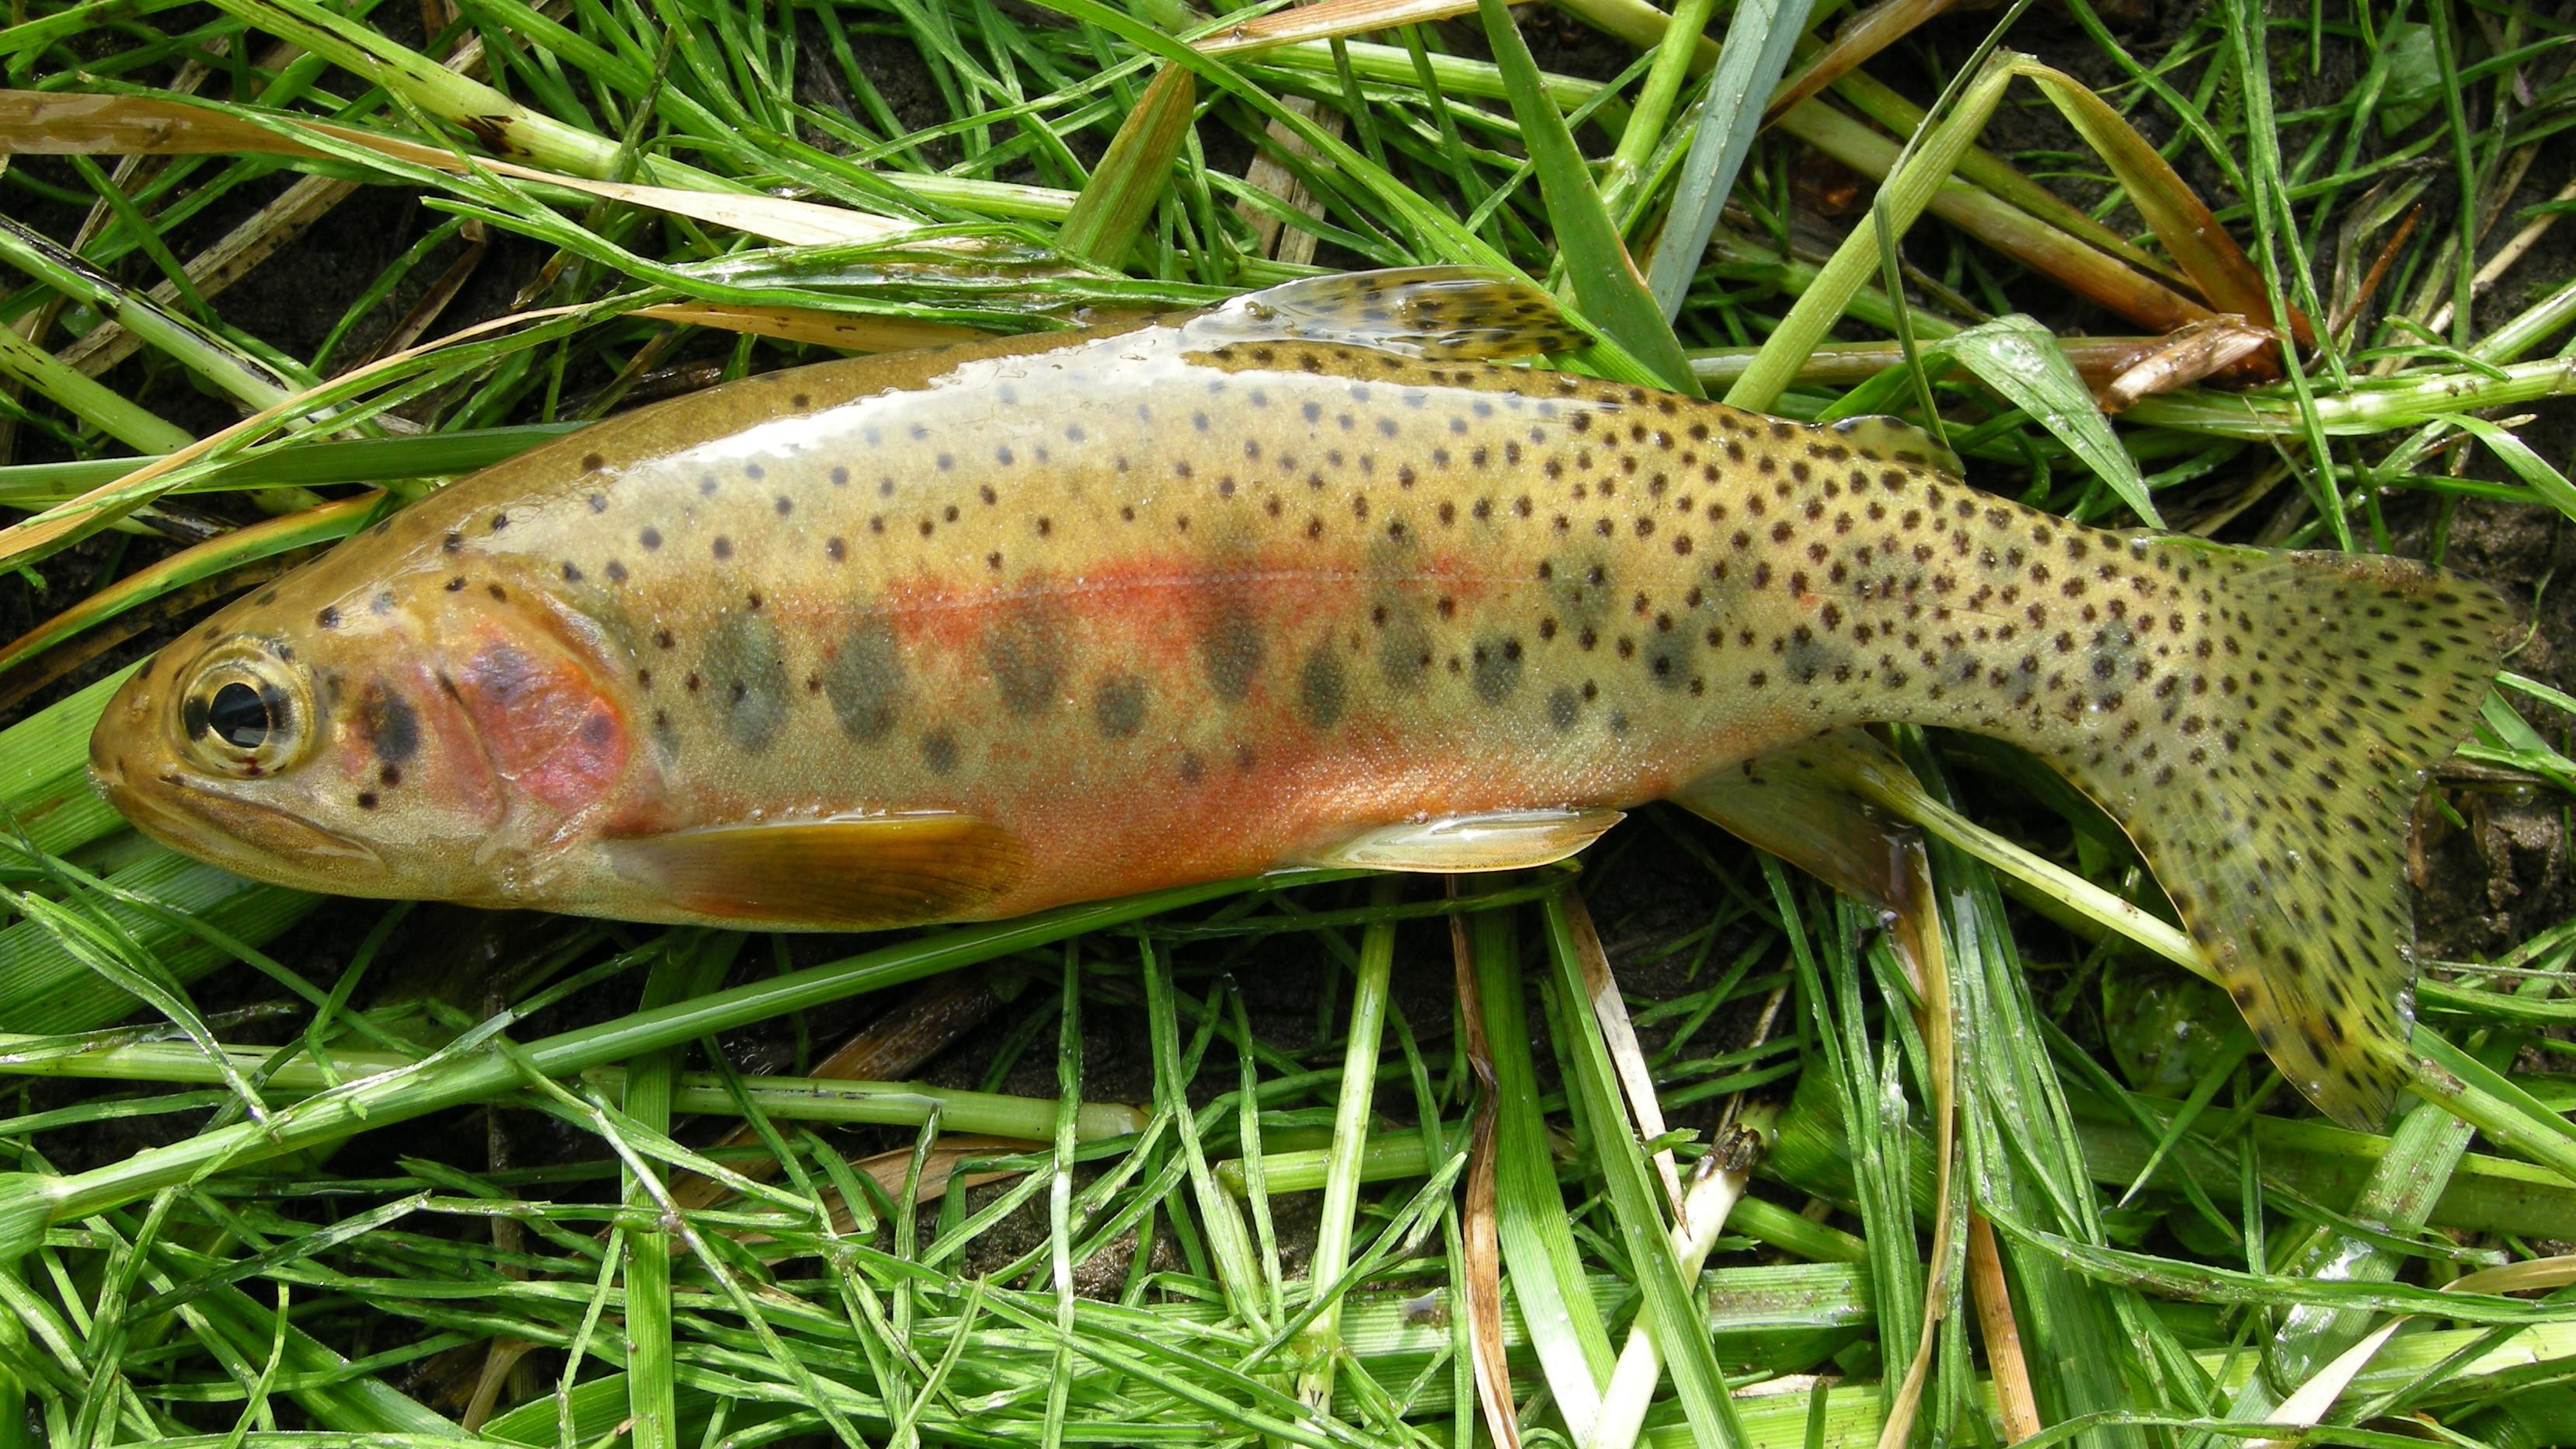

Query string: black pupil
207 681 271 749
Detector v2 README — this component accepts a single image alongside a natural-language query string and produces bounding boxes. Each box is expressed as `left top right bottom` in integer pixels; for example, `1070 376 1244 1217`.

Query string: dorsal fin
1300 806 1624 872
1186 267 1589 361
1819 414 1964 476
601 813 1029 929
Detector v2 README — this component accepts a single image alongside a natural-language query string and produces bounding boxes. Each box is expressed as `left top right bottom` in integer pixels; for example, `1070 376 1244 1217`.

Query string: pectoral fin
602 813 1029 928
1304 806 1624 873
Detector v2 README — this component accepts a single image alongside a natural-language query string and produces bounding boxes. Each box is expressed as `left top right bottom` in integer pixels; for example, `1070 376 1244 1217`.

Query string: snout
89 667 162 817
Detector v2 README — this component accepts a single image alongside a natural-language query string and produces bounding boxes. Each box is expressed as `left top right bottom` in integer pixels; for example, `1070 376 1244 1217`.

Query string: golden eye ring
176 643 314 778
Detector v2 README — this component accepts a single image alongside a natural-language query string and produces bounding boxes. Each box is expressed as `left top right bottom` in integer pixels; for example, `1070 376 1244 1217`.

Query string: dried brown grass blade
848 1136 1026 1216
1196 0 1485 54
2094 315 2278 413
1774 103 2223 337
1557 888 1686 1221
1450 889 1523 1449
1237 97 1334 267
2014 63 2315 350
633 303 987 353
1966 1214 2042 1442
354 222 487 368
2327 204 2422 346
58 172 358 378
1764 0 1965 125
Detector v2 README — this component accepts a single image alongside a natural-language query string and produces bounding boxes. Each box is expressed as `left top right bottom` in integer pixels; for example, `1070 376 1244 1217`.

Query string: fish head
91 542 641 904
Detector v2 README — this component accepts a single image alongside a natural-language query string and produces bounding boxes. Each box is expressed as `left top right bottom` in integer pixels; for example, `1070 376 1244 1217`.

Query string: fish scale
91 268 2512 1129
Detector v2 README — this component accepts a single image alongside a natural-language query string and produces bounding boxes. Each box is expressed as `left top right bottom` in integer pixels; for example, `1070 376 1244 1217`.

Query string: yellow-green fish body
90 270 2510 1127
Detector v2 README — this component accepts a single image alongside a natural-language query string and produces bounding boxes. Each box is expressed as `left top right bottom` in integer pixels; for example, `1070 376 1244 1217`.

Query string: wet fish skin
89 270 2512 1128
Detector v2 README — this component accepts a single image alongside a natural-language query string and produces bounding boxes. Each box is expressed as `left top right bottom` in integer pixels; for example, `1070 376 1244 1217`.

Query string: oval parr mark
1201 595 1265 704
1298 649 1347 730
1094 673 1147 739
821 615 903 744
1472 637 1524 705
1546 684 1580 731
1373 598 1431 693
922 730 960 775
698 611 792 752
357 683 420 765
986 601 1067 716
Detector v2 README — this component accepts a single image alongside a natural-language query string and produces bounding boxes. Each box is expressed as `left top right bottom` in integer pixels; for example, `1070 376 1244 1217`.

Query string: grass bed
1 0 2574 1443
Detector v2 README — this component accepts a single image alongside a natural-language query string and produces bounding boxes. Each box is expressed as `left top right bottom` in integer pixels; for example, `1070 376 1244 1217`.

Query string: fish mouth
96 757 378 876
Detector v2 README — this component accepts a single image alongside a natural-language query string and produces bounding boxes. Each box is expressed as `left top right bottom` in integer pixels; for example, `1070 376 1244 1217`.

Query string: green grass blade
1465 902 1613 1435
1057 64 1196 267
1930 315 2162 525
1540 890 1747 1449
1473 0 1697 392
1641 0 1815 318
1725 49 2019 411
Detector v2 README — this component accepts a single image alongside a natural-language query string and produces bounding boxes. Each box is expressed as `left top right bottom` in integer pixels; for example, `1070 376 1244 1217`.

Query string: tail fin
2052 543 2511 1128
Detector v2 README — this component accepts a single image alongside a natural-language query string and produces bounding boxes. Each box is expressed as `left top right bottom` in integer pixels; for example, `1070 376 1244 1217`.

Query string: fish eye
207 681 270 747
177 643 313 778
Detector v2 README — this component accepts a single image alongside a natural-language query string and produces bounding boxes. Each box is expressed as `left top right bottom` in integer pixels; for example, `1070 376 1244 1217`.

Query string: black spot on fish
1095 674 1147 739
821 615 903 744
1645 632 1692 690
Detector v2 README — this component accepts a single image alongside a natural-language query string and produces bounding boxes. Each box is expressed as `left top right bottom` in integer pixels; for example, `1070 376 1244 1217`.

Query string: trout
89 269 2509 1127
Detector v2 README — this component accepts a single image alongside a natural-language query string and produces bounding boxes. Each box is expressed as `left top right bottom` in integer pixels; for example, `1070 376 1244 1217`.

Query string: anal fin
1303 806 1624 873
1675 730 1938 989
602 813 1029 929
1189 267 1589 361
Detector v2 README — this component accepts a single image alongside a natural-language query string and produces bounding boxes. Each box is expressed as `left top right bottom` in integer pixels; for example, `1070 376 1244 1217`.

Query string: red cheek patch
458 638 628 815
